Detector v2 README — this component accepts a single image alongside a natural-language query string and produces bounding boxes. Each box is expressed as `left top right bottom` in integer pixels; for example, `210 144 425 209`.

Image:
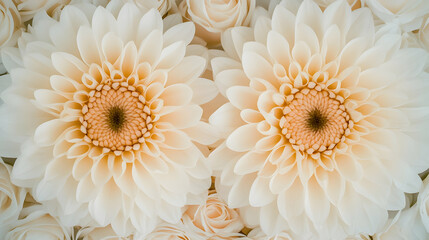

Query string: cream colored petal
163 22 195 47
267 31 291 70
215 68 249 97
51 6 90 57
72 156 93 181
138 29 162 67
132 161 160 198
34 119 75 146
272 5 296 46
167 56 206 85
335 153 363 182
242 51 277 88
159 105 202 129
269 168 298 194
159 83 193 106
182 121 220 145
228 174 255 208
226 86 259 110
234 151 268 175
315 168 345 205
208 142 243 171
11 140 52 185
188 78 218 105
154 164 190 194
162 147 198 168
159 130 192 150
226 123 264 152
101 32 123 64
305 176 330 224
76 173 98 202
116 3 141 43
89 179 122 226
277 178 305 219
51 52 88 82
136 9 163 44
115 165 138 198
156 41 186 70
77 26 101 66
138 152 168 174
91 156 113 186
92 6 118 44
249 176 276 207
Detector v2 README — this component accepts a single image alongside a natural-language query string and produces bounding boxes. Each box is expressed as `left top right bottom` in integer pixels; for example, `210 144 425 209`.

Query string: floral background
1 0 429 239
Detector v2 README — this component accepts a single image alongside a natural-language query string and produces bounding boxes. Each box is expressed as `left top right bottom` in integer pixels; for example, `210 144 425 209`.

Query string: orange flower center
80 83 152 153
280 87 352 155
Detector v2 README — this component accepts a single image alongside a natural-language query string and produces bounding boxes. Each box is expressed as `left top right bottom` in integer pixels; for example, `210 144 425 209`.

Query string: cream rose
364 0 429 31
0 0 21 73
76 225 131 240
0 159 26 236
182 190 244 235
142 222 202 240
12 0 72 22
5 206 72 240
132 0 175 16
178 0 256 46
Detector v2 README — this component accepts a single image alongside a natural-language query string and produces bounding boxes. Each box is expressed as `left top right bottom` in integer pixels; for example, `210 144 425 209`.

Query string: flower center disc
80 84 151 152
281 88 352 155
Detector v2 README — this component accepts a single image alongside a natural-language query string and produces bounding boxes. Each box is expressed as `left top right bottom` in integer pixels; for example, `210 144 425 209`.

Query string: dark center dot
107 106 126 132
306 108 328 132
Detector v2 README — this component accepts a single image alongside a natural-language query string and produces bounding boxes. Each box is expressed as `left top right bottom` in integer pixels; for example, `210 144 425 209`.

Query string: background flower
209 0 429 238
5 205 72 240
75 225 131 240
0 159 26 237
142 222 202 240
0 0 21 73
182 190 244 235
364 0 429 32
178 0 256 47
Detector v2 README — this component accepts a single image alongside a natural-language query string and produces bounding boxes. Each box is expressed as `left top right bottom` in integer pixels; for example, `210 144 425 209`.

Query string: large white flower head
0 0 218 236
209 0 429 238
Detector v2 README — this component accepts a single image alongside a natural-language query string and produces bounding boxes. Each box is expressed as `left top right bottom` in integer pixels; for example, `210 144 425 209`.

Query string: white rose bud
178 0 255 47
182 191 244 235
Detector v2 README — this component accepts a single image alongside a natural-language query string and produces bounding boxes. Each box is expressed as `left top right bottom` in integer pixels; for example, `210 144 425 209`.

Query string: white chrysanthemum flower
364 0 429 32
178 0 256 47
182 190 244 235
0 159 26 236
209 0 429 238
0 1 218 236
5 205 72 240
